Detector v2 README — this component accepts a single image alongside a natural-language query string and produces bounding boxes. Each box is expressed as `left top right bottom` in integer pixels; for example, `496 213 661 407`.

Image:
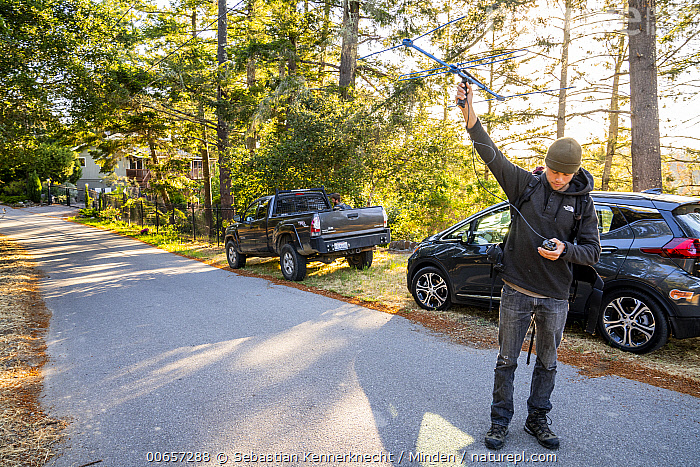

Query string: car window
673 204 700 238
274 193 328 215
617 205 663 224
596 205 628 235
443 219 472 241
471 208 511 244
256 199 270 220
243 201 259 222
274 197 295 216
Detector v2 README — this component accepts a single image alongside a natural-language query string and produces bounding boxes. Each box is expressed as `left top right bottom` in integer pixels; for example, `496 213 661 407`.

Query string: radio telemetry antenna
359 16 571 106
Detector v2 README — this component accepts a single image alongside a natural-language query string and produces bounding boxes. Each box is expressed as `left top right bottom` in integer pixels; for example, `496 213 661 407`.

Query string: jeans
491 284 569 427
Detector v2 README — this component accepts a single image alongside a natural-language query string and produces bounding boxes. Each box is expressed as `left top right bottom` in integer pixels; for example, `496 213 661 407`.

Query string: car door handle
601 246 618 255
347 213 359 219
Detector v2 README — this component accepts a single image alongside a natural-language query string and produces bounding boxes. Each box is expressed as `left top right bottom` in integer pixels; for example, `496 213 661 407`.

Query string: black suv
407 191 700 354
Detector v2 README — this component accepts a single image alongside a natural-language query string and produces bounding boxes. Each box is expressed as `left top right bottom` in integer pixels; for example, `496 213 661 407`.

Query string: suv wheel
226 240 246 269
347 250 373 270
598 289 669 354
280 243 307 281
410 267 452 311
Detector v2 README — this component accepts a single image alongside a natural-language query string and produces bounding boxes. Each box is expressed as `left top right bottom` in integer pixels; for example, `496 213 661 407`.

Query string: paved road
1 205 698 467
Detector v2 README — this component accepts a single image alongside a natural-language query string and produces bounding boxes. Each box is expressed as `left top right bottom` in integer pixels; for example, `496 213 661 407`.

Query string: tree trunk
628 0 662 191
245 0 257 153
217 0 233 218
556 0 572 139
321 1 331 86
339 0 360 98
148 139 170 205
193 8 212 232
602 35 626 191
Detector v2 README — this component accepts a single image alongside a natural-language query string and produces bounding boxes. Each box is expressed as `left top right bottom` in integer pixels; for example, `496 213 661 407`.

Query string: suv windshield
673 204 700 238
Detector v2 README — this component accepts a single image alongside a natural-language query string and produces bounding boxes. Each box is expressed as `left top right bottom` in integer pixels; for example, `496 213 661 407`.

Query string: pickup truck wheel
280 243 307 281
410 267 451 311
226 240 246 269
347 250 373 270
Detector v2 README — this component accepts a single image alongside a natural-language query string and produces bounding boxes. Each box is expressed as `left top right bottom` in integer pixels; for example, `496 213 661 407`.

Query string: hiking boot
524 410 560 449
484 423 508 450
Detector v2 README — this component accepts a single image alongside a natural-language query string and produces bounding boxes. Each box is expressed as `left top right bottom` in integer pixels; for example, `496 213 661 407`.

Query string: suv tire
598 289 669 354
347 250 373 270
410 267 452 311
280 243 307 281
226 240 246 269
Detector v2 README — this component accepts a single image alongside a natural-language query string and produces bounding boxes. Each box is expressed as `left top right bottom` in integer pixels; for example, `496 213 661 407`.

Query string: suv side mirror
460 231 474 245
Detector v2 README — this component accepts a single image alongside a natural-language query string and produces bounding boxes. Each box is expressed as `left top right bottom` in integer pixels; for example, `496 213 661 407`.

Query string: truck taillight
311 213 321 236
641 238 700 258
383 208 388 228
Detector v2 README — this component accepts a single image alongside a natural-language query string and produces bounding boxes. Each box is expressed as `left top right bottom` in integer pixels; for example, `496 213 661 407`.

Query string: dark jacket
468 119 601 300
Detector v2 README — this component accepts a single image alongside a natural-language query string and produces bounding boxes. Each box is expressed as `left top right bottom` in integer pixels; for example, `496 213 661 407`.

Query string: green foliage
2 180 25 197
0 0 137 184
230 89 371 209
98 207 121 222
26 171 41 203
79 208 99 218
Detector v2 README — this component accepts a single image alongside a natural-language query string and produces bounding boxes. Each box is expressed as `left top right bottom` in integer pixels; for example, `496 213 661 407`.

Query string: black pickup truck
224 188 391 281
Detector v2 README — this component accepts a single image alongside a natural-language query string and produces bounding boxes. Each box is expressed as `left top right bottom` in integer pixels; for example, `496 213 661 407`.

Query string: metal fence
43 183 236 245
44 183 85 207
93 191 235 245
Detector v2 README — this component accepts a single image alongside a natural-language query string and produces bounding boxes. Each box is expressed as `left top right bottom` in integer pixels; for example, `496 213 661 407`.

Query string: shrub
79 208 99 218
98 207 121 221
2 180 25 196
27 172 42 203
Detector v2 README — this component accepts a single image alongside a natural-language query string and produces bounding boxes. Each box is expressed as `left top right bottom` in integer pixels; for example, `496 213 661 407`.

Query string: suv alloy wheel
411 267 452 311
598 289 669 354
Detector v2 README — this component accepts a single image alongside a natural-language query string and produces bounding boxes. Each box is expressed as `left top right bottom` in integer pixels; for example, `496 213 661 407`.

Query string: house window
130 159 143 170
192 160 203 170
79 157 86 167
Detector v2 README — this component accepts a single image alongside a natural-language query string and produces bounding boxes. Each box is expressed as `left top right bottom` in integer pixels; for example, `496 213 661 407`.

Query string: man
455 82 601 450
330 193 351 210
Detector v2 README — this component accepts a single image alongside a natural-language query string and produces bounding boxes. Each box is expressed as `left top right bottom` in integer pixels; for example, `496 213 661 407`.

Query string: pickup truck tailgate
318 207 386 237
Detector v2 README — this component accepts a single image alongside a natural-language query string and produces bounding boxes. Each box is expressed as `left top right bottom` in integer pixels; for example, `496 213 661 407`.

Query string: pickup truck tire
280 243 307 281
347 250 373 270
226 240 246 269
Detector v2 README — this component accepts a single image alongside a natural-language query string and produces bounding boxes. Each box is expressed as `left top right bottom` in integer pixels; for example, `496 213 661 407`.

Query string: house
75 150 205 192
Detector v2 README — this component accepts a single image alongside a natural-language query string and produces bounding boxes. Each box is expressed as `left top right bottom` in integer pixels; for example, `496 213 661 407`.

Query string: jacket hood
542 168 594 196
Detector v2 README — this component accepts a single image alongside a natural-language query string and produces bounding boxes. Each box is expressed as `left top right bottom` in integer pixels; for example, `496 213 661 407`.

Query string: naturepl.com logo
470 450 558 464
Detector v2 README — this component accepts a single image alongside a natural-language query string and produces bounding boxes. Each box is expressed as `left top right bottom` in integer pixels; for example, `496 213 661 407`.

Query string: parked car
225 188 391 281
407 190 700 354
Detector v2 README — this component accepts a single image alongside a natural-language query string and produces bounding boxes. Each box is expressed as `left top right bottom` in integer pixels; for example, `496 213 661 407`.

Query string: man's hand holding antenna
456 82 478 129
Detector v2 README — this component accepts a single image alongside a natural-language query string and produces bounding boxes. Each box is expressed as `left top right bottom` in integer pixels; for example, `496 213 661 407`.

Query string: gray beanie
545 137 582 174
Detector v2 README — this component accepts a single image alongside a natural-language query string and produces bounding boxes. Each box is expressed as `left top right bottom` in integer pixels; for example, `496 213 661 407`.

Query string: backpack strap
570 193 591 244
511 175 542 219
